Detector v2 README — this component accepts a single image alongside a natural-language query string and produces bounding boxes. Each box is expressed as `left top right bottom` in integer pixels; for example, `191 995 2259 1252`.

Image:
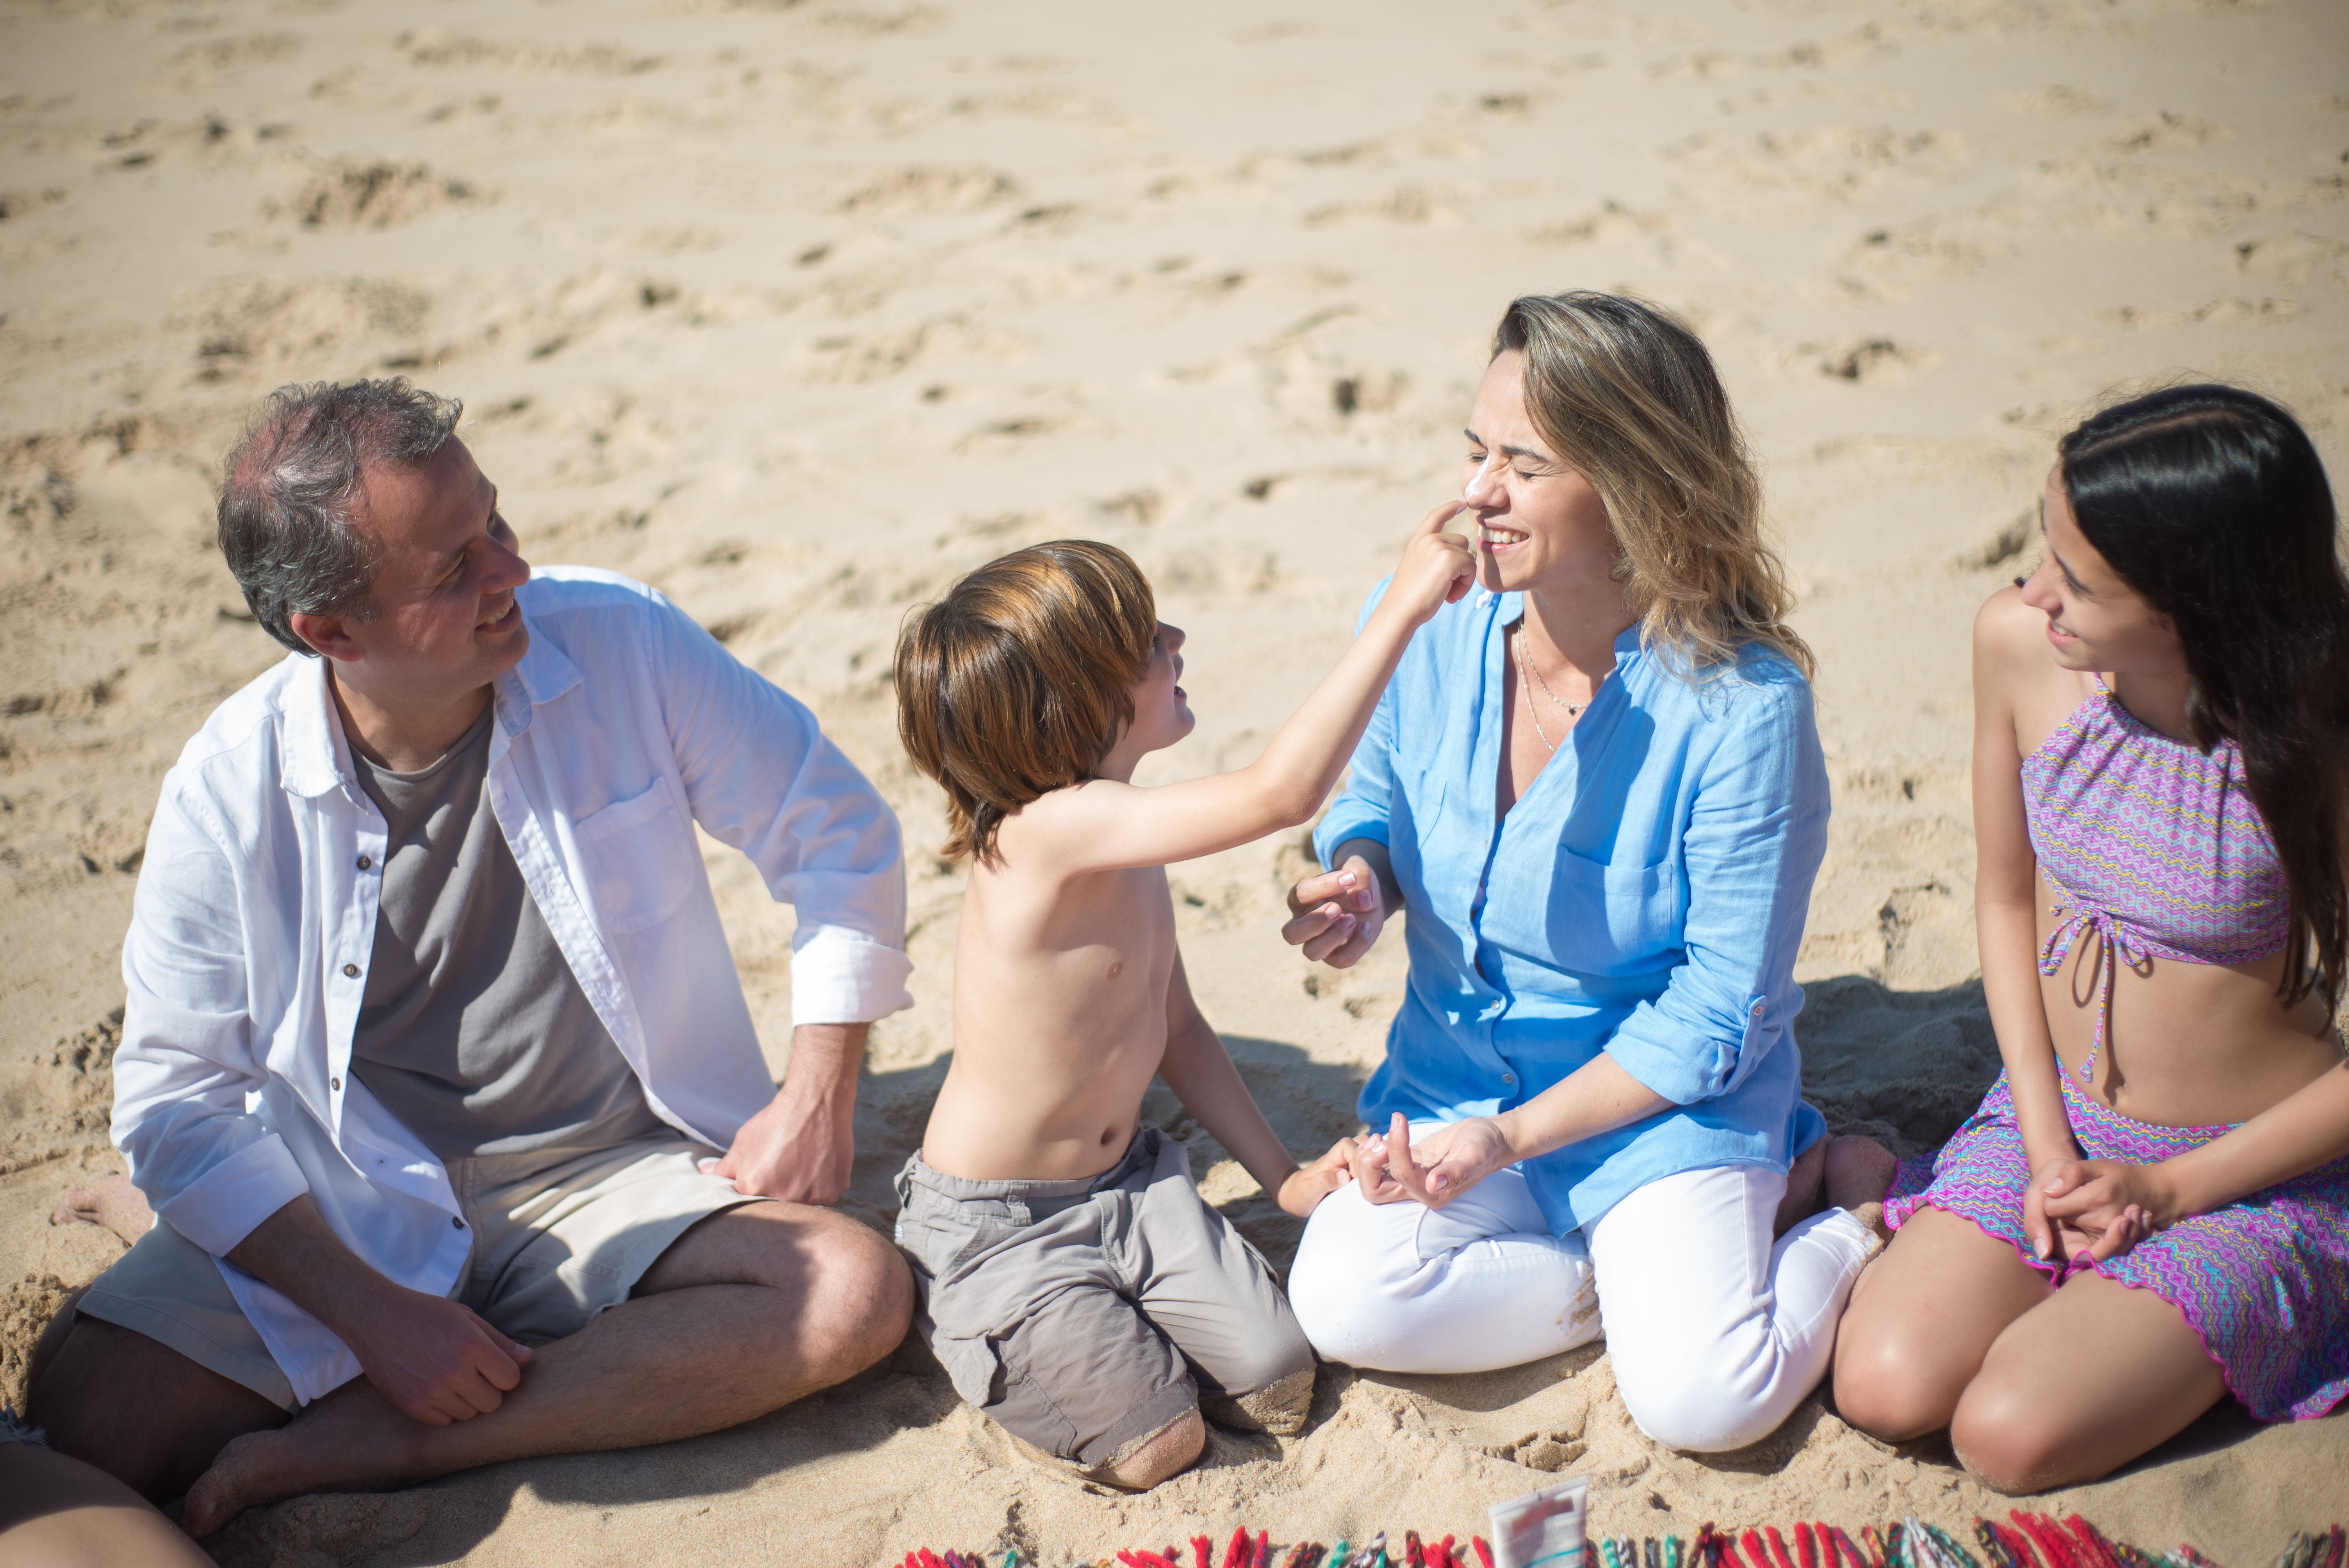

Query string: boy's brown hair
895 540 1158 865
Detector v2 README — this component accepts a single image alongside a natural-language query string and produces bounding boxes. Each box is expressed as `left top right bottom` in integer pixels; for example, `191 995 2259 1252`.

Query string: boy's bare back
907 513 1474 1197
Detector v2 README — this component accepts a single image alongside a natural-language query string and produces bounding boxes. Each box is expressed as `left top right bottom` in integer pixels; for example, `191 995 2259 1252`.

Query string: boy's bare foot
1202 1365 1315 1438
1007 1406 1207 1492
50 1174 154 1248
1771 1136 1829 1237
1825 1134 1899 1243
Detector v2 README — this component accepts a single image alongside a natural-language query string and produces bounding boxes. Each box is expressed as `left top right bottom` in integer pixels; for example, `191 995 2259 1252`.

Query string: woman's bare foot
1825 1135 1899 1241
1772 1136 1829 1237
50 1174 154 1248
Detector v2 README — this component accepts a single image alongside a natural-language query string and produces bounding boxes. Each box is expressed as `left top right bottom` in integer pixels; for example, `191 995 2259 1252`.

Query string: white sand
2 0 2344 1561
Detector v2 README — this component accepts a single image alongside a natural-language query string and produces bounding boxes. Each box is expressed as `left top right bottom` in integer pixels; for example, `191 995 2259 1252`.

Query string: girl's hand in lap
1283 857 1387 968
2038 1157 2166 1261
1378 1113 1516 1211
1277 1137 1361 1218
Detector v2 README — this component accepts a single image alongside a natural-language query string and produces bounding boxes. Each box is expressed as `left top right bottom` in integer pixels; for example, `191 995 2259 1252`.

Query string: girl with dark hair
1834 384 2349 1491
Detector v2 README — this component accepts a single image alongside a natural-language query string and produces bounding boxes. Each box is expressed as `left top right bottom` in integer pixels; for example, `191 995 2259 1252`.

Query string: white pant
1287 1148 1881 1452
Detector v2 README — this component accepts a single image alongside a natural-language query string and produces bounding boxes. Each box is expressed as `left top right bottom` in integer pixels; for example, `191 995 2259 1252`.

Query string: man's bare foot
50 1174 154 1248
1825 1134 1899 1242
1772 1136 1829 1237
1006 1406 1206 1492
178 1423 352 1538
178 1391 424 1538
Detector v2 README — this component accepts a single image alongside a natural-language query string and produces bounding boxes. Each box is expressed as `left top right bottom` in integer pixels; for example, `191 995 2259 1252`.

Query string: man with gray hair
29 379 917 1533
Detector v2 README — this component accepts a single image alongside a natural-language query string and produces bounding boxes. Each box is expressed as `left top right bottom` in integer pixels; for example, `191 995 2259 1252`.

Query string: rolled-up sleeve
1602 677 1829 1106
648 593 912 1025
114 780 308 1255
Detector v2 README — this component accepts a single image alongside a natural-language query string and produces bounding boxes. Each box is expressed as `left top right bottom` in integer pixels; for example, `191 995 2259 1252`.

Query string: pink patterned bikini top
2021 675 2291 1084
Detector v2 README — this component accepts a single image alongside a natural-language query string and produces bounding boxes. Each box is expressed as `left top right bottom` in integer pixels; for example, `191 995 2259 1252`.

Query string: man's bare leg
50 1176 155 1249
31 1317 289 1502
178 1201 911 1536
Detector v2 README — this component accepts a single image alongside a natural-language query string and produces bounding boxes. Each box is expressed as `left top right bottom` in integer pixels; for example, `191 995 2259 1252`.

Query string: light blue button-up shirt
1315 585 1830 1233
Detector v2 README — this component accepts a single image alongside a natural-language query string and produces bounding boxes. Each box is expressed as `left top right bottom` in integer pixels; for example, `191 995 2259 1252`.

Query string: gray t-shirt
350 702 667 1161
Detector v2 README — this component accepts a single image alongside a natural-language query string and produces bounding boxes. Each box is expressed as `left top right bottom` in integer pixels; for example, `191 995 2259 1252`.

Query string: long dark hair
2059 384 2349 1014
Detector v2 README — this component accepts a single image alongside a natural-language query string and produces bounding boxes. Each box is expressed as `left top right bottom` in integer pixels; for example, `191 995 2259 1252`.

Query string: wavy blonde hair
1495 292 1812 679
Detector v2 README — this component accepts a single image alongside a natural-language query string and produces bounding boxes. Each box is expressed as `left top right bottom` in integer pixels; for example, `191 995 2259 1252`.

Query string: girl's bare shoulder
1973 584 2092 747
1973 582 2047 666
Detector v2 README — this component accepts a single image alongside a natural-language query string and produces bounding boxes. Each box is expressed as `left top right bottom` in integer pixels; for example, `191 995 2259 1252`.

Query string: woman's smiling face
1461 349 1616 596
2018 464 2183 676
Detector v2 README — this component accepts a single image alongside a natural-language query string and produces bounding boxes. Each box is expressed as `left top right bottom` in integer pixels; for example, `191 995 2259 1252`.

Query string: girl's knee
1949 1379 2071 1494
1829 1320 1959 1443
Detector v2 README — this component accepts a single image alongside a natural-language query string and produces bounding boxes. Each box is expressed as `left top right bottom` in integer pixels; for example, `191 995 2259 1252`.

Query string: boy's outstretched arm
1154 949 1354 1219
1028 503 1474 874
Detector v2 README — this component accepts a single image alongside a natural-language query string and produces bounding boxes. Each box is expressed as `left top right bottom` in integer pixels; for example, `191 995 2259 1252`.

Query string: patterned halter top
2021 675 2291 1084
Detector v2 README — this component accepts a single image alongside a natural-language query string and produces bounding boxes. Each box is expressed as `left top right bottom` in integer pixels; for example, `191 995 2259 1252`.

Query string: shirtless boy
890 511 1475 1490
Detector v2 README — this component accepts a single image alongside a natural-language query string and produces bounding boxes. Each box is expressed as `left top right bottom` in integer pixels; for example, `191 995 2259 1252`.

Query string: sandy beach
3 0 2345 1560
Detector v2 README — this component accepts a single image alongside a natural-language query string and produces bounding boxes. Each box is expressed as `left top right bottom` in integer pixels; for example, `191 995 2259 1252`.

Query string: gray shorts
76 1137 757 1409
893 1126 1314 1470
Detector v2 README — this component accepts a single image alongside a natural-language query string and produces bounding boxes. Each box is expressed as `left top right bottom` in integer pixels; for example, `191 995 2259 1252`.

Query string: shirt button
453 1216 467 1230
1502 1073 1515 1084
329 1076 341 1091
343 963 360 977
356 855 372 871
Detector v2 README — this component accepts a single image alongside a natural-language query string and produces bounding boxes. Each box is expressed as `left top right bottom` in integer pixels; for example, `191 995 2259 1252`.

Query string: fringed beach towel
1886 1069 2349 1421
896 1516 2346 1568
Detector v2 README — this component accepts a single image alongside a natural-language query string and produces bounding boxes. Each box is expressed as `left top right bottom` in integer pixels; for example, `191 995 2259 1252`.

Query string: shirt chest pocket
572 777 699 935
1530 846 1684 976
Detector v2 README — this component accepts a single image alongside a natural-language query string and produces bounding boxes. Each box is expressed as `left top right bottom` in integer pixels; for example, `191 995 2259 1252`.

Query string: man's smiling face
306 436 533 709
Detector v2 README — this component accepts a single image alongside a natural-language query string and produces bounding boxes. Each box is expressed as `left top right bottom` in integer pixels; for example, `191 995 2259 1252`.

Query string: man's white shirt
111 568 913 1401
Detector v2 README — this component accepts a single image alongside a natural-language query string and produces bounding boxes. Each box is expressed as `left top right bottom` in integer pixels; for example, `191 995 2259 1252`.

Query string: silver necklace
1513 623 1582 753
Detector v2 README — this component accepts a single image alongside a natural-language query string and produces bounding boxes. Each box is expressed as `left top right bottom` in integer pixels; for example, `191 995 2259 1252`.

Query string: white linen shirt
111 567 913 1402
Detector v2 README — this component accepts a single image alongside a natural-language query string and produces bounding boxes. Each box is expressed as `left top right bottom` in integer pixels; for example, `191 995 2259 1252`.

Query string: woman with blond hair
1280 292 1892 1451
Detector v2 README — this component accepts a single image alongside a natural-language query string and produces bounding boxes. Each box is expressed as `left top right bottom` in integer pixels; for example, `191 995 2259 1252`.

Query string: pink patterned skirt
1886 1069 2349 1421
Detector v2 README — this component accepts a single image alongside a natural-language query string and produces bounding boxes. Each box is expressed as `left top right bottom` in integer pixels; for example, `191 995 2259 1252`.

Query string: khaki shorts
77 1137 758 1409
894 1127 1314 1471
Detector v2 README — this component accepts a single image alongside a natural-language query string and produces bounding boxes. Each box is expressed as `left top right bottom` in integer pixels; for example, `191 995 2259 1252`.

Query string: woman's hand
2036 1158 2168 1262
1360 1112 1518 1211
1283 855 1387 969
1276 1137 1360 1218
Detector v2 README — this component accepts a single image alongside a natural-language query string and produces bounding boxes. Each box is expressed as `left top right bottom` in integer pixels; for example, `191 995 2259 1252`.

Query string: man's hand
336 1283 532 1425
707 1022 868 1205
225 1193 530 1425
